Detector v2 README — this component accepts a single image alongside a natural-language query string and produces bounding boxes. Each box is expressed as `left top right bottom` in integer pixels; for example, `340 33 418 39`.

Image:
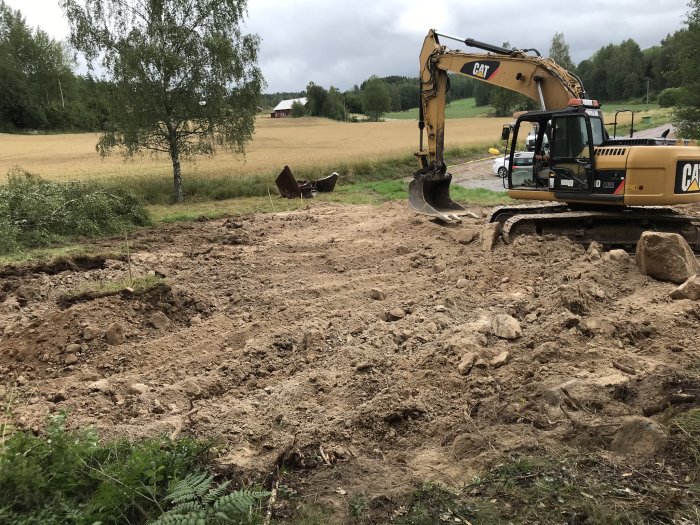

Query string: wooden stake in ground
267 187 276 213
125 232 133 286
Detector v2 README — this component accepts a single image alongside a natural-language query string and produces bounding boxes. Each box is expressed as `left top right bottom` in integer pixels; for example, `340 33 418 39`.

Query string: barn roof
273 97 307 111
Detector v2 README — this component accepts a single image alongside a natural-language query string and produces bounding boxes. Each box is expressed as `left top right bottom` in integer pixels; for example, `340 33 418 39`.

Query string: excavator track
498 208 700 250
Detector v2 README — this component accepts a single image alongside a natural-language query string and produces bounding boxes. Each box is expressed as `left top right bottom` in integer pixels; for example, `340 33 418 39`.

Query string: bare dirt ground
1 201 699 521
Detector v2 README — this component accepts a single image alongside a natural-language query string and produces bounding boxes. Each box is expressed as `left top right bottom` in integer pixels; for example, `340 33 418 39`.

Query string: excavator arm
410 29 587 220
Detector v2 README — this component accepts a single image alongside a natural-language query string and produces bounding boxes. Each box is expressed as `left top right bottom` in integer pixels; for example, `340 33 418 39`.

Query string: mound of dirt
1 201 699 521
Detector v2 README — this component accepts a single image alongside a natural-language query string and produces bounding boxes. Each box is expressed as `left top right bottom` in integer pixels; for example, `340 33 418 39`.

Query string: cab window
551 115 591 159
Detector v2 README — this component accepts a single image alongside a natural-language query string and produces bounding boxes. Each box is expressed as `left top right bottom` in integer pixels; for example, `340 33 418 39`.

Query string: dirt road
1 201 699 521
451 157 506 192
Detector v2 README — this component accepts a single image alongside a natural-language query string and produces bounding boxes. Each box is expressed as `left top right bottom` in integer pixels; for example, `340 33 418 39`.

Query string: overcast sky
5 0 691 93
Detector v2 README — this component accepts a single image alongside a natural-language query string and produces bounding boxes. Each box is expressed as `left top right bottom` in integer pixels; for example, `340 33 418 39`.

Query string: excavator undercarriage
489 203 700 250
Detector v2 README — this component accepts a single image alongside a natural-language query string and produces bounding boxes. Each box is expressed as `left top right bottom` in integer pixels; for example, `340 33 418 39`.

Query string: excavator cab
507 108 598 195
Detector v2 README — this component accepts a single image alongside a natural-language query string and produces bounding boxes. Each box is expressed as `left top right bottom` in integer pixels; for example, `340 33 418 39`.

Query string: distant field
385 97 494 120
0 115 512 182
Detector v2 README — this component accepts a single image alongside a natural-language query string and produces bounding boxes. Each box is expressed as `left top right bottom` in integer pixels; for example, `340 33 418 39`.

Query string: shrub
0 412 264 525
0 167 150 253
658 87 683 108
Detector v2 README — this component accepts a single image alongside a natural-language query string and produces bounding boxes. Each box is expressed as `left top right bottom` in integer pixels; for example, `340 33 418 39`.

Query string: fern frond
166 501 200 515
167 472 214 504
202 479 231 504
214 490 269 514
150 509 209 525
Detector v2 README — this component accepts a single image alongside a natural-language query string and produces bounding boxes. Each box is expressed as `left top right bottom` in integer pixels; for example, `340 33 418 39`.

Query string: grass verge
56 275 166 308
94 144 497 206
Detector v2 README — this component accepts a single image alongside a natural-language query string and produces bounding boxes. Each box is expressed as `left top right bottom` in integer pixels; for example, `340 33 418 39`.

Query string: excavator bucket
275 165 315 199
408 173 467 222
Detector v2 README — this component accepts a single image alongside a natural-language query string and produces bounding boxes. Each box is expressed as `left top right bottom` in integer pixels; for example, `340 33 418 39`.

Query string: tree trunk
170 138 183 203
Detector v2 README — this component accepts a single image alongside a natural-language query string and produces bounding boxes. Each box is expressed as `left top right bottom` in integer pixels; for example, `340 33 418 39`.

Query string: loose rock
433 260 447 273
65 343 82 355
481 223 501 252
128 383 149 395
149 311 173 331
89 379 112 393
670 274 700 300
610 416 668 458
492 314 522 339
64 353 79 365
105 322 126 346
457 352 477 375
490 351 511 368
387 307 406 321
606 249 630 262
453 230 478 245
369 288 385 301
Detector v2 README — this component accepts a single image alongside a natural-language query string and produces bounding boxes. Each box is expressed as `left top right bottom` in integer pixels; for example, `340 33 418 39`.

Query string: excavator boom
410 29 586 220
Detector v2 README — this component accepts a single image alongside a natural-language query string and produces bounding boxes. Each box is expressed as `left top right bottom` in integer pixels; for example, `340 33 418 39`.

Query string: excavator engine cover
409 172 466 222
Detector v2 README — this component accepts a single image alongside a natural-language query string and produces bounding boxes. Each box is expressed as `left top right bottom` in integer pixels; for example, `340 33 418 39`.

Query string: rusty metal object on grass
315 172 338 193
275 166 338 199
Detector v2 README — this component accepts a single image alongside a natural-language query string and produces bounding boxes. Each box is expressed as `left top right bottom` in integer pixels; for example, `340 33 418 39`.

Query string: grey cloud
246 0 689 92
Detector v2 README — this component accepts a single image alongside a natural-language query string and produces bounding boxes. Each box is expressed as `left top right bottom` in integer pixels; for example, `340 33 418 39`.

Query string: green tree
323 86 345 120
0 2 78 131
673 0 700 138
344 89 362 114
61 0 264 202
549 32 576 71
361 75 391 121
578 39 645 100
290 100 307 117
306 81 328 116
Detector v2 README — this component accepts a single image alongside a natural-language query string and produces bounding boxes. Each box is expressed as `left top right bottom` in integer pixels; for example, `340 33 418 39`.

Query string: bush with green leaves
0 412 264 525
0 167 150 254
658 87 683 108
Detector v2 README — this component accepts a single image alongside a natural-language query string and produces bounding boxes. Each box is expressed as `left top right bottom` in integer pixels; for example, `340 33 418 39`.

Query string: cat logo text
675 161 700 194
459 60 500 81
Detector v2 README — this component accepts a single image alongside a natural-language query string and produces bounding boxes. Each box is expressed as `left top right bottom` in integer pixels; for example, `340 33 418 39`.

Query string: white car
492 151 534 178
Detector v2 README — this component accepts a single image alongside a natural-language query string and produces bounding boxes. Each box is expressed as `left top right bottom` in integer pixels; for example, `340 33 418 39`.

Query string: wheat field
0 116 513 182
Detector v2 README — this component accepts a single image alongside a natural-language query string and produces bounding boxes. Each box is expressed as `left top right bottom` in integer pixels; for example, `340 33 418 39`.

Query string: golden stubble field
0 116 513 182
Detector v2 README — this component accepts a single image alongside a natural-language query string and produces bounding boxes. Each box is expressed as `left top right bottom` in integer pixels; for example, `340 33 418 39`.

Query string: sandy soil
1 201 699 520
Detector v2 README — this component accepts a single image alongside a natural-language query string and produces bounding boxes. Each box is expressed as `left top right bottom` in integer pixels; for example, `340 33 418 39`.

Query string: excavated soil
1 201 699 520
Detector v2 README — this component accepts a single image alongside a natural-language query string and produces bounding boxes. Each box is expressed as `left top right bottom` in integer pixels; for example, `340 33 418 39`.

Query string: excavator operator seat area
548 114 594 191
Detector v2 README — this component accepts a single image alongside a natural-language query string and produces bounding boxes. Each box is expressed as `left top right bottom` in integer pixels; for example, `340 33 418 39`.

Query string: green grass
93 143 495 208
385 98 494 120
58 275 166 305
146 179 511 223
601 102 660 113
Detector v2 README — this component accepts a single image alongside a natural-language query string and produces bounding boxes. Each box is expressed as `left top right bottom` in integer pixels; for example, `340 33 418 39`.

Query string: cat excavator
410 29 700 248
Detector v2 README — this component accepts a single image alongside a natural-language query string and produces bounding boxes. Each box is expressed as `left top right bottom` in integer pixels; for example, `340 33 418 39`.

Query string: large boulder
635 232 700 283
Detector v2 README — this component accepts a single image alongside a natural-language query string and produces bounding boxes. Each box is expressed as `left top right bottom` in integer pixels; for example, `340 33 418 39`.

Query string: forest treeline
0 0 695 131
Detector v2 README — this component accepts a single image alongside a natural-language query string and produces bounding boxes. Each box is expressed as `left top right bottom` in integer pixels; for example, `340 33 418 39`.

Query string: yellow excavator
409 29 700 248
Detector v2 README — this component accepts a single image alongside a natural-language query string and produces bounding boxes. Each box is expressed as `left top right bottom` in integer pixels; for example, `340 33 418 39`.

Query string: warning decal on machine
676 161 700 193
